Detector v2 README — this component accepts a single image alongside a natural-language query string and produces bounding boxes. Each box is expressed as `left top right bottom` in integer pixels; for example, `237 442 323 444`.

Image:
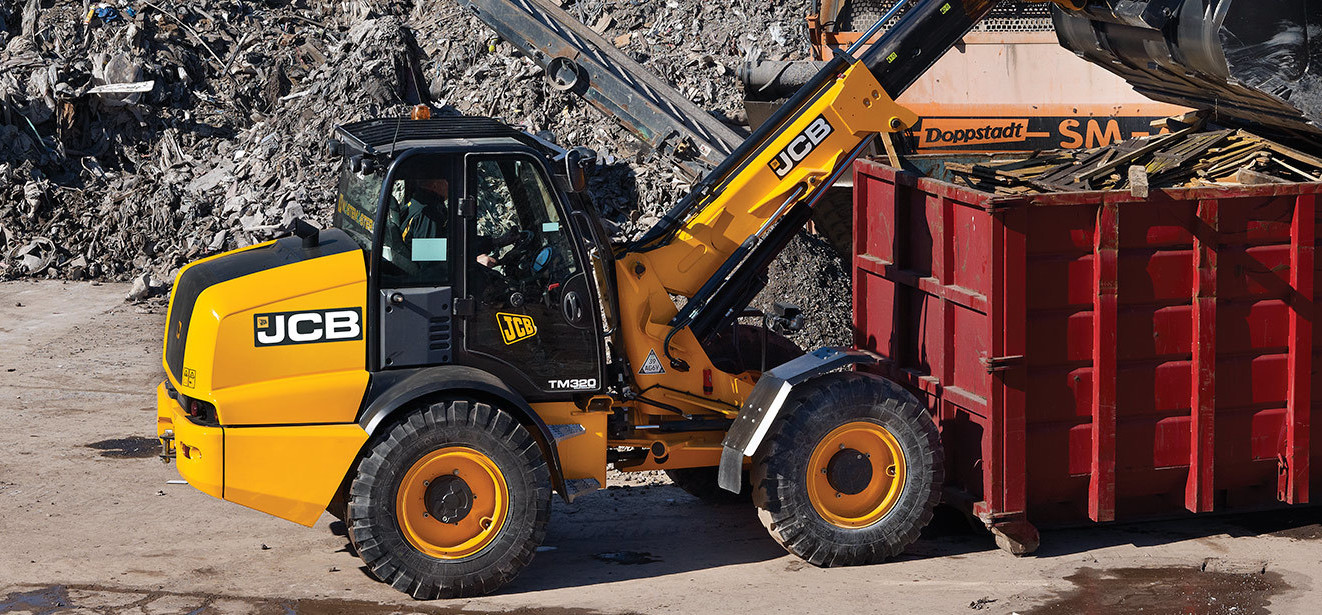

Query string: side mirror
349 155 376 175
559 146 596 193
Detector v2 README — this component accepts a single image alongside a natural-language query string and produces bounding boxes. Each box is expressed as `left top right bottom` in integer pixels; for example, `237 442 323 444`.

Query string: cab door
458 153 604 396
375 153 458 369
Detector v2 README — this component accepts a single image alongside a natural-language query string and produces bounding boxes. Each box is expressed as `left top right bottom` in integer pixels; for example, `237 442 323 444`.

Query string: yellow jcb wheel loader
158 0 1096 599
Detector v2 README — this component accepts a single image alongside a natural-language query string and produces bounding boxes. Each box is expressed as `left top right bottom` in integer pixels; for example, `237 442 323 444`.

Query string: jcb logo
254 308 362 347
497 312 537 345
768 115 834 178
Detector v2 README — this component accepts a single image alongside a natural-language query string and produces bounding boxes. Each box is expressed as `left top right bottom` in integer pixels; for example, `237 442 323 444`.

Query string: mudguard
356 365 571 499
717 347 881 492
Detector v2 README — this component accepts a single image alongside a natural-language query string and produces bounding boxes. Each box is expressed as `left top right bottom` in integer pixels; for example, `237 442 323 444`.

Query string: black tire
672 324 797 504
751 372 942 566
665 467 752 504
809 188 853 259
704 323 804 375
347 399 552 599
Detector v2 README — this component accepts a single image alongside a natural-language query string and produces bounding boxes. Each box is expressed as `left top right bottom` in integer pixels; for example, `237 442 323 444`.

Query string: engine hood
163 228 370 425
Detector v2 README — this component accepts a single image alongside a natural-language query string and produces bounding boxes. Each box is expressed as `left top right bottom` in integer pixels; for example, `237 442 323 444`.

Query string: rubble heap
0 0 852 346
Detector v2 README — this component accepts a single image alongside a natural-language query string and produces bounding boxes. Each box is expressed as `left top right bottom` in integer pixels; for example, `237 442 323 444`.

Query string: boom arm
621 0 1074 370
457 0 1085 398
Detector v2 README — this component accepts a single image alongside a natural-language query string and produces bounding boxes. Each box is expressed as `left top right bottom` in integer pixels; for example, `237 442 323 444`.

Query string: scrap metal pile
0 0 810 279
0 0 852 345
946 116 1322 196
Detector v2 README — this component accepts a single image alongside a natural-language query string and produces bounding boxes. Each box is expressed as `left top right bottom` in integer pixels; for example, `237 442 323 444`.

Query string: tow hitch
159 429 175 463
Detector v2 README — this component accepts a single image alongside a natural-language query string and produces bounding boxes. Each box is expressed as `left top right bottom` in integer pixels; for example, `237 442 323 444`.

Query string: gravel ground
4 279 1322 614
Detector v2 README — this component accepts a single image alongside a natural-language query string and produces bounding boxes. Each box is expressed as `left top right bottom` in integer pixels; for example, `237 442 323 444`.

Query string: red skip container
852 157 1322 552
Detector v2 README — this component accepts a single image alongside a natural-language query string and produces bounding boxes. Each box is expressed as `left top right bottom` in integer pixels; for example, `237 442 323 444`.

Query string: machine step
546 423 587 443
562 477 601 503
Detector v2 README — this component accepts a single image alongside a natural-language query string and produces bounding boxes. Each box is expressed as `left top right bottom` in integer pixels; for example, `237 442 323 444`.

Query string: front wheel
347 399 552 598
751 372 942 566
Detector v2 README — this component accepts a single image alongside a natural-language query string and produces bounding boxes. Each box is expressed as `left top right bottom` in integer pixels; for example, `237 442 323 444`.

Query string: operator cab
329 116 614 401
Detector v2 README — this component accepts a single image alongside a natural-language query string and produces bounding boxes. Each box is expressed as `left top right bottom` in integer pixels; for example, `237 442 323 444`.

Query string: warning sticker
638 349 666 375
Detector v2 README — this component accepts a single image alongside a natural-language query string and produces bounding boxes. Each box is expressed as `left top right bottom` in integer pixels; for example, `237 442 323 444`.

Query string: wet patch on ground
1025 566 1289 615
0 585 69 615
0 584 634 614
593 551 661 565
85 437 159 459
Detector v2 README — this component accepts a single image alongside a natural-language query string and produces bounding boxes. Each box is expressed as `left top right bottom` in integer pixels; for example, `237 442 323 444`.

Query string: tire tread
347 399 551 599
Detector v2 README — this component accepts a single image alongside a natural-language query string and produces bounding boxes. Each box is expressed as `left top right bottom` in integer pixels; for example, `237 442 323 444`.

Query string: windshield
335 166 383 251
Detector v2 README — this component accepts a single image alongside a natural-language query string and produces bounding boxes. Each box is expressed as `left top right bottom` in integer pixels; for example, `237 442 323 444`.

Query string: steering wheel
494 229 536 269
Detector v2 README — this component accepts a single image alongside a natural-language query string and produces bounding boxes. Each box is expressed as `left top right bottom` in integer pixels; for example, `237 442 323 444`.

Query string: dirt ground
2 279 1321 615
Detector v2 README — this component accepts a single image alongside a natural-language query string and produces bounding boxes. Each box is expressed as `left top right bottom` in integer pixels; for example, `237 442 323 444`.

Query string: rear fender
356 366 570 500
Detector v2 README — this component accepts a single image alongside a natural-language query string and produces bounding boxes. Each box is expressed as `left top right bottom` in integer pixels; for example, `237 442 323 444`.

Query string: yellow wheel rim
395 446 509 559
806 421 907 528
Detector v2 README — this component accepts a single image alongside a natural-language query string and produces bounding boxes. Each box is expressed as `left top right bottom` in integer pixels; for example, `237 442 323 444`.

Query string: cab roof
334 116 551 157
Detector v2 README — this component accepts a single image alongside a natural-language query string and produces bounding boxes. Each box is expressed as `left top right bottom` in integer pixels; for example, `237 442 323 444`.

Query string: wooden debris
1128 165 1148 198
947 124 1322 195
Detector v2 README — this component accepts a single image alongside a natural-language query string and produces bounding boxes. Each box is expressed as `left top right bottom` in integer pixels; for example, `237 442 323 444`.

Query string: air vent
429 316 452 362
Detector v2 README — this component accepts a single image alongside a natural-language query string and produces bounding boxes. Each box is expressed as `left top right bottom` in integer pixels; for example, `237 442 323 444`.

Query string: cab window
471 157 579 287
379 157 455 288
334 167 383 252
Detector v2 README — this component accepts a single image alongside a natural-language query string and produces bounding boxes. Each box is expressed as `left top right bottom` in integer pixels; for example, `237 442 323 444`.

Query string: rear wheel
751 372 942 566
347 399 551 598
809 188 853 259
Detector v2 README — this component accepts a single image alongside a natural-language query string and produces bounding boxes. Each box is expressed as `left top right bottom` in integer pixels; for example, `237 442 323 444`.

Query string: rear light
180 396 217 425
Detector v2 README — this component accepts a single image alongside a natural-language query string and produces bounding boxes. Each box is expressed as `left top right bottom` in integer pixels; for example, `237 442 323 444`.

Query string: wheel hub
425 475 474 524
826 448 873 495
395 446 509 559
806 420 907 528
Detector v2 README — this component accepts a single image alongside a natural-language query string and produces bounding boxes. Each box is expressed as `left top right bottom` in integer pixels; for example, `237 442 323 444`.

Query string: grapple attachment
1054 0 1322 141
